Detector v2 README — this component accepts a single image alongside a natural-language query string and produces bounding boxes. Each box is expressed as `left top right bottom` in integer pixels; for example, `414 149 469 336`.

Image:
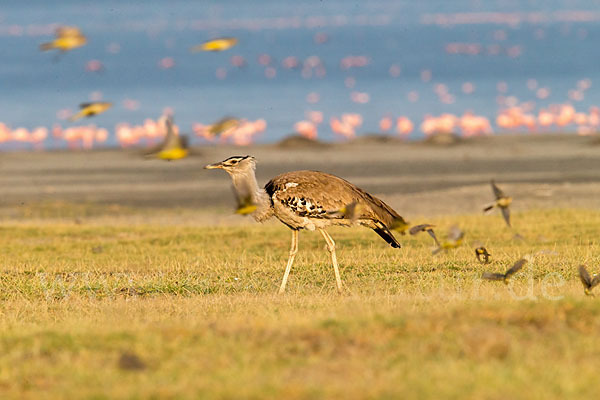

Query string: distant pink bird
396 117 413 136
294 121 317 139
379 117 392 132
306 111 323 125
538 109 554 128
330 114 361 140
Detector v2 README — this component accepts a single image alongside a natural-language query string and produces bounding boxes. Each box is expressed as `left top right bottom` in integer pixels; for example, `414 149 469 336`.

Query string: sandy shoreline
1 134 600 219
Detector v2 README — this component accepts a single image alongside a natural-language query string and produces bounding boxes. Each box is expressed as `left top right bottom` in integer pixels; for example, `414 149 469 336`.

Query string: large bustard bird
205 156 407 293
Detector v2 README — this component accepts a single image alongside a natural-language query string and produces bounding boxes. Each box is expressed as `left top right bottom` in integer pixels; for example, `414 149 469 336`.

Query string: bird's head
205 155 256 176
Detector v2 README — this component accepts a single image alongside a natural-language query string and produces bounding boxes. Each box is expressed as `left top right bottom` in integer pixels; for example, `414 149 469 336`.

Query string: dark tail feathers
374 227 401 248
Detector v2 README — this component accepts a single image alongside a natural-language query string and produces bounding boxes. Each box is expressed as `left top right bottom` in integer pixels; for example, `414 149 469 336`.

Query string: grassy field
1 206 600 399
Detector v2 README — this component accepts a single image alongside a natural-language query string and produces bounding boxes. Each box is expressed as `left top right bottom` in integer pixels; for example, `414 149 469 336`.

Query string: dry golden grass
1 206 600 399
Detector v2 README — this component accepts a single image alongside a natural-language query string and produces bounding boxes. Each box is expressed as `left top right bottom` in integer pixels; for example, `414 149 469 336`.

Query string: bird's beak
204 162 224 170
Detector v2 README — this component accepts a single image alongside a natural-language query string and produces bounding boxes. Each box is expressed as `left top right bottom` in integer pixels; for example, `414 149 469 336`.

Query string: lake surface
2 0 600 147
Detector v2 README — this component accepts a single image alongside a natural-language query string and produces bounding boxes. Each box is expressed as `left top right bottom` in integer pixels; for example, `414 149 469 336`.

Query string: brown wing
501 207 511 227
579 265 592 288
162 115 185 151
426 229 441 247
482 272 506 281
209 116 239 136
505 259 527 278
264 170 403 228
144 116 177 155
409 224 440 246
491 180 505 199
409 224 435 235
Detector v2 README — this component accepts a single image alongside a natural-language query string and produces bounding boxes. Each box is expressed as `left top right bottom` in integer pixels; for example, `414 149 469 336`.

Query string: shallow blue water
2 0 600 147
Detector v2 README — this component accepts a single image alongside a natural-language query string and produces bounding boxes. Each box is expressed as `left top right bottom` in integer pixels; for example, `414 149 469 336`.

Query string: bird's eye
230 160 238 164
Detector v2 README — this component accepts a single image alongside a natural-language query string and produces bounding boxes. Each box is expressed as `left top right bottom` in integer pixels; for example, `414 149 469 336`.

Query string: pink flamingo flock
0 123 110 150
291 102 599 141
1 101 599 149
0 117 269 149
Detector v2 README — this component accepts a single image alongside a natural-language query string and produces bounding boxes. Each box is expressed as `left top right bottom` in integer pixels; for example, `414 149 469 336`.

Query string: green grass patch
0 208 600 398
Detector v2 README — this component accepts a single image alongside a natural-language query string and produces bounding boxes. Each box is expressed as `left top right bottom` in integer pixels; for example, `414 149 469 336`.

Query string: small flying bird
69 102 112 122
118 352 147 371
483 180 512 227
234 194 257 215
145 115 189 161
230 178 258 215
409 224 440 247
578 265 600 296
191 37 238 52
475 247 491 263
235 198 257 215
205 155 407 293
40 26 87 53
208 116 240 137
326 201 366 223
432 225 464 254
482 258 527 284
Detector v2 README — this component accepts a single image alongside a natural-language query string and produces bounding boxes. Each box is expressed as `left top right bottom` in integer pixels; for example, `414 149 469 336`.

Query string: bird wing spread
409 224 434 235
505 259 527 277
491 180 505 199
579 265 592 288
162 116 185 151
409 224 440 246
482 272 506 281
144 116 182 155
591 274 600 288
210 117 239 136
501 207 511 227
426 230 440 247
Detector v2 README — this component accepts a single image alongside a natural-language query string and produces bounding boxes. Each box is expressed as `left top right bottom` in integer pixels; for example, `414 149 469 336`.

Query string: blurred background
2 0 600 150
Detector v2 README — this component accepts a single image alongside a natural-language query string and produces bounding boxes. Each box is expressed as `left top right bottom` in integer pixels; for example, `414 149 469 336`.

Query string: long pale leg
278 229 299 294
319 229 342 293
